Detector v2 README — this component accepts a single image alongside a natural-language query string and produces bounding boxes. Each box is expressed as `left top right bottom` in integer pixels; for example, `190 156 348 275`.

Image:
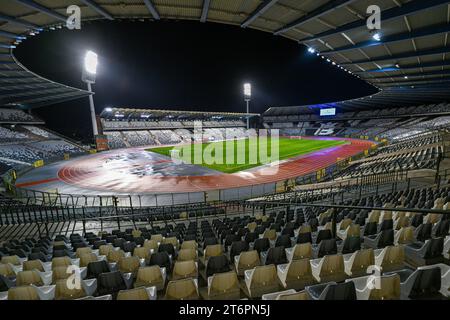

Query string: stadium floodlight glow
243 83 252 130
307 47 316 54
84 51 98 75
404 76 409 79
244 83 252 99
372 32 382 41
104 107 113 112
82 50 99 139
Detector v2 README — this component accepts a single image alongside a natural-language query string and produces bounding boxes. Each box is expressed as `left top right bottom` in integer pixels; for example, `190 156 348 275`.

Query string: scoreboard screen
320 108 336 116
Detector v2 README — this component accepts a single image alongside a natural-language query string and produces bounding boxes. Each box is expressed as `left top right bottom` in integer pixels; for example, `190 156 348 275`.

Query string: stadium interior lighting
372 32 382 41
307 47 316 54
105 107 113 112
84 51 98 75
404 76 409 79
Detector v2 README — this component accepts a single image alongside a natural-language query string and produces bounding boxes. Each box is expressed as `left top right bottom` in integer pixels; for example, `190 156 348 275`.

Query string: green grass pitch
147 137 346 174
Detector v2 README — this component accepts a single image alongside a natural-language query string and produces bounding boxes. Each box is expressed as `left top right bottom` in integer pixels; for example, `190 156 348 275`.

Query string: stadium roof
1 0 450 109
264 85 450 115
100 107 259 120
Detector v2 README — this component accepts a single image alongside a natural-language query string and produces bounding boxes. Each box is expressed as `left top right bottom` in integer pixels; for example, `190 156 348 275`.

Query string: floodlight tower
243 83 252 130
82 50 99 137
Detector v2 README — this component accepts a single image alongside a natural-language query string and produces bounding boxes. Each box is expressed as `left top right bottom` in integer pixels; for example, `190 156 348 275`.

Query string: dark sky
15 20 376 141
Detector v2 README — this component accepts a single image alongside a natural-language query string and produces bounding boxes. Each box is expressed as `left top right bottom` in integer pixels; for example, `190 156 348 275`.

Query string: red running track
53 138 374 194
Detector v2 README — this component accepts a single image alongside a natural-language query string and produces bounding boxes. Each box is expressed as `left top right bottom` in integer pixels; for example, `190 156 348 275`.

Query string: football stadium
0 0 449 306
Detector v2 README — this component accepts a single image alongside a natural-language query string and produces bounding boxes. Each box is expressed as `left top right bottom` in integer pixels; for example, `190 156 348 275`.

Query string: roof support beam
379 78 450 87
0 13 42 30
372 69 450 80
79 0 114 20
143 0 160 20
299 0 450 43
0 30 27 40
241 0 279 28
360 60 450 73
200 0 211 23
322 23 450 54
274 0 354 35
13 0 67 22
340 46 450 66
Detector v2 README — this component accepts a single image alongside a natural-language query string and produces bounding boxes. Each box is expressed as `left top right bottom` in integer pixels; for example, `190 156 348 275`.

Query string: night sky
15 20 377 142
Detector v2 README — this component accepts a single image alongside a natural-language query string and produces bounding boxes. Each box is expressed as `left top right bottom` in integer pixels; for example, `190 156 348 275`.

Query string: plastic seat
275 290 309 300
0 263 15 277
98 244 114 256
165 278 199 300
205 255 230 278
107 249 126 263
286 243 312 261
263 246 287 265
296 232 312 244
1 255 21 265
200 244 223 266
243 265 279 298
306 281 356 300
253 238 270 253
341 236 361 254
343 249 374 278
277 258 315 290
16 270 44 286
134 266 166 291
143 240 159 251
172 260 198 280
133 247 151 260
400 266 446 300
75 247 92 258
316 239 337 258
180 240 197 250
394 227 415 245
374 245 404 272
54 279 87 300
310 254 346 283
404 238 444 267
364 229 394 249
79 253 98 268
177 248 198 261
235 250 261 276
275 235 292 248
87 260 110 279
8 286 41 300
316 229 333 244
117 287 156 300
118 256 141 276
97 271 129 298
23 259 44 272
200 271 240 300
148 252 172 271
348 273 400 300
229 241 249 261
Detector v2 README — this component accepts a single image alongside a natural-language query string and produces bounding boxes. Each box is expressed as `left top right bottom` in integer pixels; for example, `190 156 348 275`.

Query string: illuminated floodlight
104 107 113 112
372 32 382 42
307 47 316 54
404 76 409 79
244 83 252 99
84 51 98 75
